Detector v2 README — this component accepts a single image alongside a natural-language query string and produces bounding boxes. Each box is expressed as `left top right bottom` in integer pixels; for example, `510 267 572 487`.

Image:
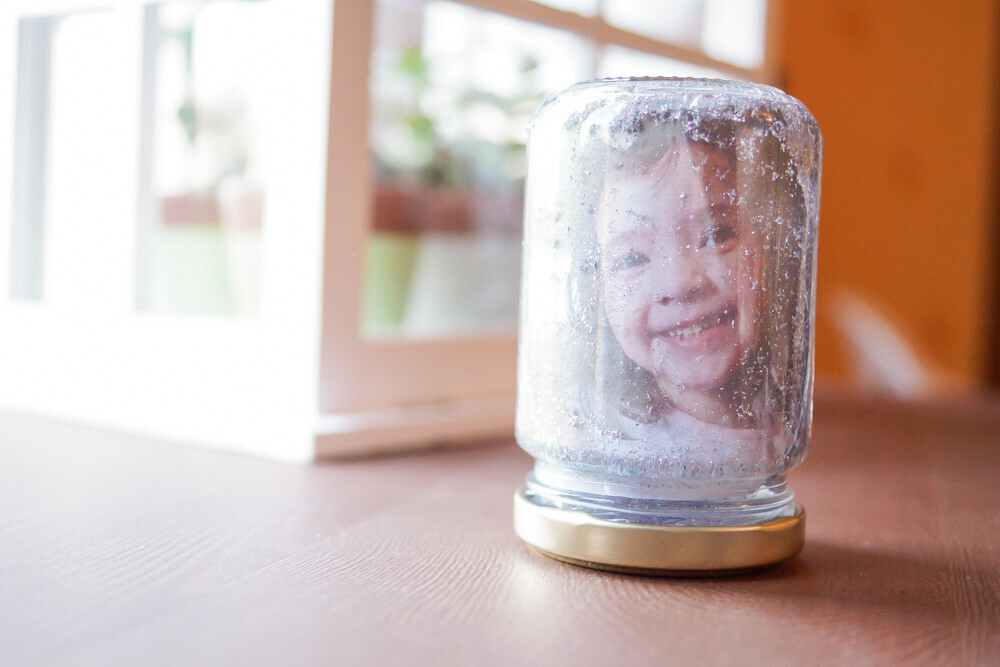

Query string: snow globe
514 78 822 574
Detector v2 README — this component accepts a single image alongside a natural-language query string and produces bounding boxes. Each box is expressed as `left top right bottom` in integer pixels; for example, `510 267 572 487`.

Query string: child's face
598 143 762 397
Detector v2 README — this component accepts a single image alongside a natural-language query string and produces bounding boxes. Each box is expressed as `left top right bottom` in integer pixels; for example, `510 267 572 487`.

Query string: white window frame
0 0 331 461
0 0 782 462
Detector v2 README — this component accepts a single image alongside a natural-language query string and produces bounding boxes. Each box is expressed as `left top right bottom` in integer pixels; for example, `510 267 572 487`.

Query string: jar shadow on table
509 537 997 644
670 540 998 632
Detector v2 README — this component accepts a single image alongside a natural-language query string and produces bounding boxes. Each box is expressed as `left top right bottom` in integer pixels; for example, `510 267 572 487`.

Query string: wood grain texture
1 391 999 665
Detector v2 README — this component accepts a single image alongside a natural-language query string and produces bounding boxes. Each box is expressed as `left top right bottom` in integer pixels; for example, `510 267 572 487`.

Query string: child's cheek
605 275 642 308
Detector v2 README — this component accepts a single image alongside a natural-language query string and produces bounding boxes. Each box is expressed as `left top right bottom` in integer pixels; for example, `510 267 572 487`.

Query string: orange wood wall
781 1 1000 385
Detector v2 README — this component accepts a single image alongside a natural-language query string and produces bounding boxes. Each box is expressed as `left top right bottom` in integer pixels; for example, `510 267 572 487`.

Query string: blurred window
0 0 776 459
363 0 773 338
0 0 331 460
6 0 283 317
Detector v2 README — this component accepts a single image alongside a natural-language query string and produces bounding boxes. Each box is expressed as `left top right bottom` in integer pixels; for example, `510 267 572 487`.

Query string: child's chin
657 363 737 393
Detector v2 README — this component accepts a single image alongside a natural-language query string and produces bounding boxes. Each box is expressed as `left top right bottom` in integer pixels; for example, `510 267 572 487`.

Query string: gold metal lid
513 487 804 576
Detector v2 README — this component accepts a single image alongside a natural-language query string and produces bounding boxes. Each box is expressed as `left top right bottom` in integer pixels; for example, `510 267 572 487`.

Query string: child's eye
701 225 737 249
611 249 649 273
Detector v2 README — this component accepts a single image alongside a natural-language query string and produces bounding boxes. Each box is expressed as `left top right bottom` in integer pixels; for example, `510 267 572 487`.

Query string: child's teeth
666 310 730 338
670 323 703 338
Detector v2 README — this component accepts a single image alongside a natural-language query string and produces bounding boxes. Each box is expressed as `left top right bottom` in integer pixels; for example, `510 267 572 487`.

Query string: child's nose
653 251 710 305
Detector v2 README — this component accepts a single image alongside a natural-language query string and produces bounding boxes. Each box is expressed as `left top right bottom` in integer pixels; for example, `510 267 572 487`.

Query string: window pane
364 0 591 337
603 0 704 49
10 10 136 309
5 0 286 317
702 0 766 68
138 0 273 317
598 45 729 80
602 0 768 69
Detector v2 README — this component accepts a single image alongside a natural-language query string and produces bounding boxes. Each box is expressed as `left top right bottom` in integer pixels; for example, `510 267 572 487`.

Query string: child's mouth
655 306 737 342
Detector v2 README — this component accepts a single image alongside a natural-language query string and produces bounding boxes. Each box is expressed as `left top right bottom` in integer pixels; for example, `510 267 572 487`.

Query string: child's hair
561 96 809 433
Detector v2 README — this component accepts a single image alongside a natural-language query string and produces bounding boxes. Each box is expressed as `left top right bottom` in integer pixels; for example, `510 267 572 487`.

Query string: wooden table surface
2 391 999 665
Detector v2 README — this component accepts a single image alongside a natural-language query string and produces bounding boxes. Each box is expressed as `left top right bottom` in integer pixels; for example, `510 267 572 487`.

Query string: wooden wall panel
782 0 1000 386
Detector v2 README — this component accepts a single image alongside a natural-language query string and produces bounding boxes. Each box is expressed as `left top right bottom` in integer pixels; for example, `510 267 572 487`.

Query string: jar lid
513 487 804 576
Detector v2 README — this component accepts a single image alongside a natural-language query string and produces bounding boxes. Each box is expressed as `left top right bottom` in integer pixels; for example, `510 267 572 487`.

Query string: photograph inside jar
598 137 764 430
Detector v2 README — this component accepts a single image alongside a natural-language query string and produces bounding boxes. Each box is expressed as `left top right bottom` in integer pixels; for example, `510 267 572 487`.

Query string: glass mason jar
513 78 822 574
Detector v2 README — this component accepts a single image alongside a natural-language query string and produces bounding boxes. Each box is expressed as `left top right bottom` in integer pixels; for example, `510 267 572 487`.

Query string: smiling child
551 103 815 483
516 80 819 504
598 136 763 428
